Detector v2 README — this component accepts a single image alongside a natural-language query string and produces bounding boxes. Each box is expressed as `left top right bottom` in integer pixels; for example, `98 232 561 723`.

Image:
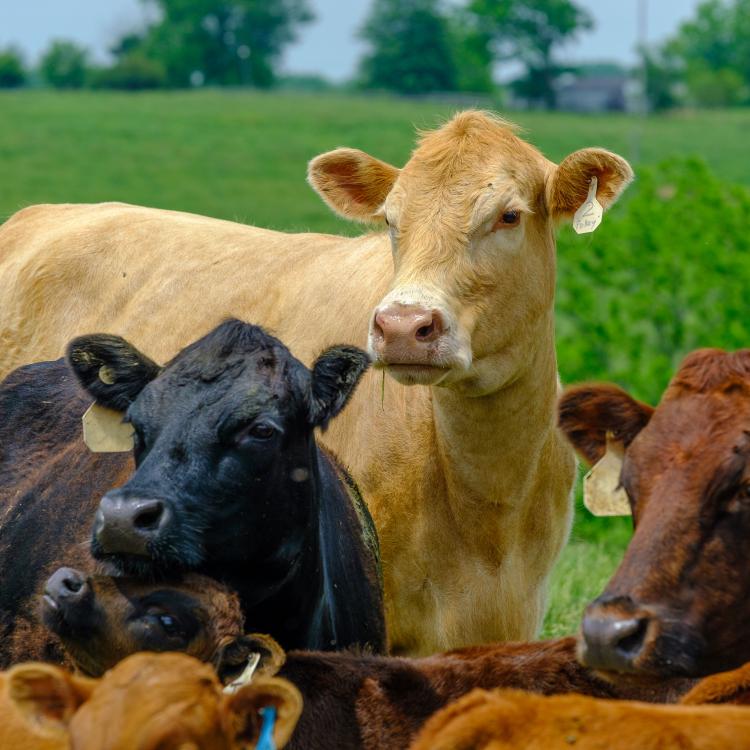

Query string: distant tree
466 0 594 108
114 0 314 88
0 46 26 88
639 45 681 111
446 7 495 93
92 54 167 90
358 0 458 94
39 40 89 89
663 0 750 107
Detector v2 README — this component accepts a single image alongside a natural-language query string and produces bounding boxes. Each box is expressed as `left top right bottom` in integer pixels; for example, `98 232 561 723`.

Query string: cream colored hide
0 111 632 655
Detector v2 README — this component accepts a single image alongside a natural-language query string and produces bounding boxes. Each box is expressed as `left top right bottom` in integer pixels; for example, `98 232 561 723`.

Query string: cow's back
0 359 132 665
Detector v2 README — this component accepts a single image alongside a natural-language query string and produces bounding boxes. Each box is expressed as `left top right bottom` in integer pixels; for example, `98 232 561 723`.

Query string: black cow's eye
234 420 277 446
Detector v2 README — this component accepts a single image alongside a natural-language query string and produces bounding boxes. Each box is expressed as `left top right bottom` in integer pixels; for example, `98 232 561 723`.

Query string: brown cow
408 687 750 750
0 111 633 653
40 568 255 680
559 348 750 678
0 652 301 749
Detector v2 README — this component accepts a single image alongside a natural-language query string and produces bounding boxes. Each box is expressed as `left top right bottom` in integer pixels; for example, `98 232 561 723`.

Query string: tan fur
0 111 632 654
410 687 750 750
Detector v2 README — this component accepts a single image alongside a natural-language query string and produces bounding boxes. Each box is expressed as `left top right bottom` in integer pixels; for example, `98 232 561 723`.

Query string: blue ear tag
256 705 277 750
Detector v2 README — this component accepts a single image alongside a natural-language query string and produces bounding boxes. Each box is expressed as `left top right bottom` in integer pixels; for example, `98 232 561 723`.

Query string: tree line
1 0 749 110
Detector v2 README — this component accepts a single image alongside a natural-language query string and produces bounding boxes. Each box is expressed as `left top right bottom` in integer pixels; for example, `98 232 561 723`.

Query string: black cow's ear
309 345 370 429
66 334 161 411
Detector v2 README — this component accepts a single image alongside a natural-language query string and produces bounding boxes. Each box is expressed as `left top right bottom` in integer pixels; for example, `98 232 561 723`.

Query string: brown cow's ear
67 334 161 411
214 633 286 684
8 663 97 734
307 148 399 222
309 345 370 430
223 677 303 749
558 384 654 465
547 148 633 221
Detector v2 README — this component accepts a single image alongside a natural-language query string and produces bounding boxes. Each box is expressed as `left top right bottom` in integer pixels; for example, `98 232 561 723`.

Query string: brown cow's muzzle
579 595 652 673
371 303 446 363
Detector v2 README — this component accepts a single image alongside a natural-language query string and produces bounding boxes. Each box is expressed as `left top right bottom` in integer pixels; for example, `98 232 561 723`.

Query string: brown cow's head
41 569 265 682
560 349 750 678
309 111 632 393
8 652 302 749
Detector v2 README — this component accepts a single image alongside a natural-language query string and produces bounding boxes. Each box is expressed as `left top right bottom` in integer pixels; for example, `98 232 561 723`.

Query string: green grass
2 90 748 639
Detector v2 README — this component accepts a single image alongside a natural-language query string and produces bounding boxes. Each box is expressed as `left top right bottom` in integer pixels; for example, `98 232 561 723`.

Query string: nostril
615 618 648 655
62 576 83 594
133 501 164 531
416 322 434 340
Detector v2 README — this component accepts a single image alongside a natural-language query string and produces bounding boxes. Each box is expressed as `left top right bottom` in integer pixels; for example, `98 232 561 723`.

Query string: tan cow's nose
371 304 446 364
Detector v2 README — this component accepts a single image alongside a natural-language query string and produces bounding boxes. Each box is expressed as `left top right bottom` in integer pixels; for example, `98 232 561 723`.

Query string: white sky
1 0 705 81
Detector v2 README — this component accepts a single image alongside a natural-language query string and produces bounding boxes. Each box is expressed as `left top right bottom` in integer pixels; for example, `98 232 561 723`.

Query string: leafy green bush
557 157 750 406
0 47 26 88
39 40 89 89
92 54 166 90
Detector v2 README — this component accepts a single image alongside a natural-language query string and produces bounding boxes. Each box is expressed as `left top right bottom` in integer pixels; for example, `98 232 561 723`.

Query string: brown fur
0 110 632 653
279 638 692 750
560 348 750 677
409 687 750 750
680 662 750 706
0 652 301 749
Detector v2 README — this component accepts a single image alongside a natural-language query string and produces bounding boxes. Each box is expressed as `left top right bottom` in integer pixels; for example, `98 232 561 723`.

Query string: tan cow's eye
493 210 521 230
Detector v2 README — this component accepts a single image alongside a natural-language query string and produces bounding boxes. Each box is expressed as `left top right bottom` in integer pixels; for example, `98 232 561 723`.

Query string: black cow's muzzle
94 492 173 557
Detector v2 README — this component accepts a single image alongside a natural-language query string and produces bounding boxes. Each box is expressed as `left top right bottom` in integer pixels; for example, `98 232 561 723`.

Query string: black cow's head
67 320 369 579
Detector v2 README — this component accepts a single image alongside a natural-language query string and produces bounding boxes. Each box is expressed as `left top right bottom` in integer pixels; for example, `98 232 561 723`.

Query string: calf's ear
214 633 286 684
308 345 370 429
8 663 97 734
547 148 633 222
558 384 654 465
223 677 303 750
308 148 399 223
67 334 161 411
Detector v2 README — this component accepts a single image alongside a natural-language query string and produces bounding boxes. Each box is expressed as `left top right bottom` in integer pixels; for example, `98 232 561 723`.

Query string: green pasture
2 90 750 639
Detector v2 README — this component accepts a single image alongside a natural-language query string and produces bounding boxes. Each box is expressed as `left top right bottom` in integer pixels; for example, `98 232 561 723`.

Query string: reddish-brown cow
0 652 301 750
408 687 750 750
559 348 750 678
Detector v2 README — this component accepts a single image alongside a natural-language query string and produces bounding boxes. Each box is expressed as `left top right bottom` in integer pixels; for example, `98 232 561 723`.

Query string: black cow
0 320 385 662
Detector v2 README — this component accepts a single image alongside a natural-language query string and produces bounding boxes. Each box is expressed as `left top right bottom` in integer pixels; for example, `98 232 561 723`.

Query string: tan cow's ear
558 384 653 465
547 148 633 221
214 632 286 684
308 147 399 222
223 677 303 749
8 663 97 734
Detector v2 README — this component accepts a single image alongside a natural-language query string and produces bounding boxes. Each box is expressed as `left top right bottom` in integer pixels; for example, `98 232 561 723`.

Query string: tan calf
0 111 632 653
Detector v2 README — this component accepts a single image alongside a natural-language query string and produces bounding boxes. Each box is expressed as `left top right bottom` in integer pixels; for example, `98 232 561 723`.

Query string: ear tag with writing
82 403 134 453
573 175 603 235
583 433 631 516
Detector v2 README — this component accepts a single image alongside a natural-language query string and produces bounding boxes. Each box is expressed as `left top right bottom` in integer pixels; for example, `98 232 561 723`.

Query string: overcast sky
2 0 704 81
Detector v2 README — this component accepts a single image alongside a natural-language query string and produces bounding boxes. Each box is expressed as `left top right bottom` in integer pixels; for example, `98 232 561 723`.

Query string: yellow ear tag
583 433 631 516
573 175 603 235
82 403 134 453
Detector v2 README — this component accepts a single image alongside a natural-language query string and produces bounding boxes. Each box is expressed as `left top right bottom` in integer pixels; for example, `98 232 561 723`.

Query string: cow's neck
431 310 560 508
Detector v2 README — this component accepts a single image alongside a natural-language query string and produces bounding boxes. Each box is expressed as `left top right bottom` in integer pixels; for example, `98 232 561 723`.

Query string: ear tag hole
82 404 134 453
573 175 603 235
98 366 116 385
583 432 631 516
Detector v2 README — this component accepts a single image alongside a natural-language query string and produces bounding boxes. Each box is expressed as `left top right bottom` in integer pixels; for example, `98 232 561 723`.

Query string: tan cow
0 111 632 654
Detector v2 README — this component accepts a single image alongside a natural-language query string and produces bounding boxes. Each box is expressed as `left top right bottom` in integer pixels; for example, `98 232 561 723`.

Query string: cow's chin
383 363 452 386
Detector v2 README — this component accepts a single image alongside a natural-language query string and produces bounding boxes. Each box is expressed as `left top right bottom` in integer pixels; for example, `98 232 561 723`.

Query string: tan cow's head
309 111 632 393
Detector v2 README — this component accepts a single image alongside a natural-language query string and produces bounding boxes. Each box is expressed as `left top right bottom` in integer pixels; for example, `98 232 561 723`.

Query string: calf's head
560 349 750 677
67 320 369 578
309 110 632 392
8 652 302 749
41 568 269 680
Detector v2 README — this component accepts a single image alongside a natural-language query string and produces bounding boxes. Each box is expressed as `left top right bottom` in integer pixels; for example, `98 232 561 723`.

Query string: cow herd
0 109 748 748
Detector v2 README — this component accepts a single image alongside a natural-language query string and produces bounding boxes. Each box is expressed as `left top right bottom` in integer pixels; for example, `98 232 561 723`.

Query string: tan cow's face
309 111 632 393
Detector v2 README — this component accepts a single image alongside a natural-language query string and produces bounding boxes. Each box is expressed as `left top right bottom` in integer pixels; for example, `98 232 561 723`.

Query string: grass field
2 90 749 639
